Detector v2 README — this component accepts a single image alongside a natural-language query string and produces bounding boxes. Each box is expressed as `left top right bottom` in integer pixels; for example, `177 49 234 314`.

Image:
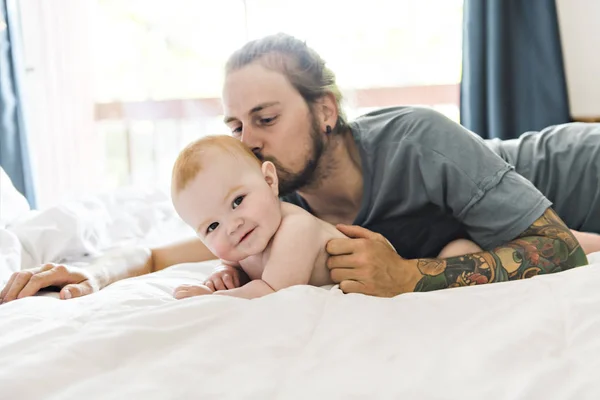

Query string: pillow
0 167 31 228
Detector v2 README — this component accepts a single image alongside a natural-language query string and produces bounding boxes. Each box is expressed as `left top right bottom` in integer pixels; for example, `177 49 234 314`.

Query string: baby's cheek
209 240 233 260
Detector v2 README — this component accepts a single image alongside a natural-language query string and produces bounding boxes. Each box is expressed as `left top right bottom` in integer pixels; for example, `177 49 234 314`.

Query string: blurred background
17 0 464 207
3 0 598 209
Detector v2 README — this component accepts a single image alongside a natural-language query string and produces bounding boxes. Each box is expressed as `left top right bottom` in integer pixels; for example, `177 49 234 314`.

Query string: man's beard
255 114 325 197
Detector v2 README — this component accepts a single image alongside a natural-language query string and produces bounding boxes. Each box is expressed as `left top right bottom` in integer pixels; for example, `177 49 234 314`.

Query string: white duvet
1 187 600 399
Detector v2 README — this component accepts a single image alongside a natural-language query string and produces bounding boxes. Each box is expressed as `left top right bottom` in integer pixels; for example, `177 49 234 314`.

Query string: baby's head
171 135 282 262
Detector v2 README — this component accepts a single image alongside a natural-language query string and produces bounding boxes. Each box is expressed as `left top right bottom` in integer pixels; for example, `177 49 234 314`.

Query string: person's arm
174 261 250 300
410 208 588 291
326 108 588 297
0 237 217 303
327 208 588 296
213 279 275 299
93 237 216 288
214 216 321 299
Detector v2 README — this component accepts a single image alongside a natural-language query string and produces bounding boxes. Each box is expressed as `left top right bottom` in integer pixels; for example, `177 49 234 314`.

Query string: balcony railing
95 84 459 121
93 84 460 189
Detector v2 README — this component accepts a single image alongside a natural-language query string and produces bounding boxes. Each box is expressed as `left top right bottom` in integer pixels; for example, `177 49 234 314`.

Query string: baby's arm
213 279 275 299
214 216 321 299
261 216 321 290
173 260 247 300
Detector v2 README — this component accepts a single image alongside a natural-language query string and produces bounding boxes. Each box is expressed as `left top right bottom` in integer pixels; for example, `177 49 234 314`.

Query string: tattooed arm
413 208 588 291
327 208 588 296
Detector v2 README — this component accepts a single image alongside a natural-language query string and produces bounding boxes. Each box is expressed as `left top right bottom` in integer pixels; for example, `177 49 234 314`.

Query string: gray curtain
0 0 36 207
460 0 571 140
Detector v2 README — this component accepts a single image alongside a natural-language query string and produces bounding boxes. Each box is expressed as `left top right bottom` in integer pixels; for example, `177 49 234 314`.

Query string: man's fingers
1 264 92 304
329 266 364 283
2 271 34 303
0 273 18 303
336 224 381 240
326 238 359 256
39 263 56 272
60 282 93 300
326 254 362 270
339 280 366 294
17 270 58 299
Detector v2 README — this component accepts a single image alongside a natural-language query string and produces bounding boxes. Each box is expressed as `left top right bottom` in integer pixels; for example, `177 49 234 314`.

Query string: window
22 0 463 205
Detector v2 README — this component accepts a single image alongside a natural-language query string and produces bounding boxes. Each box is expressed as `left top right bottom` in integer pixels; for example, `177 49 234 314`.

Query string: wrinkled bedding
1 188 600 399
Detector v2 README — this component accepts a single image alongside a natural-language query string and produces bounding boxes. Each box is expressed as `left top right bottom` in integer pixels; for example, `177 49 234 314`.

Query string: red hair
171 135 261 193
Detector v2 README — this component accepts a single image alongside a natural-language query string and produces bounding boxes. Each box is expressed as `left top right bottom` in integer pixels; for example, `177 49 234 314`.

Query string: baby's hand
173 284 213 300
204 265 243 291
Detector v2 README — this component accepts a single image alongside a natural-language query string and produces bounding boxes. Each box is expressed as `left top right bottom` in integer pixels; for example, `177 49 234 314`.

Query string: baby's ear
261 161 279 196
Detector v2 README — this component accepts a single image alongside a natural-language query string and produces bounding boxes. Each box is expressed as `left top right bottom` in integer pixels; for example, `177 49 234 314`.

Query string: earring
325 125 332 134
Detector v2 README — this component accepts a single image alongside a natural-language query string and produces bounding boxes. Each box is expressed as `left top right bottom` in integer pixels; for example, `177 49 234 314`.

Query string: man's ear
316 92 339 133
261 161 279 197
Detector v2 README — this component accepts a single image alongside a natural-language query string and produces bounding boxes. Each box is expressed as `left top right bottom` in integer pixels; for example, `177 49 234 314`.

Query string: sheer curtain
20 0 102 208
0 0 36 206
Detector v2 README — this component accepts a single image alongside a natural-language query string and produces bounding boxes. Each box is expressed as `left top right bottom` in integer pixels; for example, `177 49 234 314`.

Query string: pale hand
173 264 246 300
204 264 246 292
0 263 99 304
173 284 213 299
326 224 421 297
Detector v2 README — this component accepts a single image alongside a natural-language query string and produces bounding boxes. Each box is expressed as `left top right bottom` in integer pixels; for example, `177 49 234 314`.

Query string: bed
1 171 600 399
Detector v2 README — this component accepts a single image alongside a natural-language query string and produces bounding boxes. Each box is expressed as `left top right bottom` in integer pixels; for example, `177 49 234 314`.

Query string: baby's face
173 151 282 262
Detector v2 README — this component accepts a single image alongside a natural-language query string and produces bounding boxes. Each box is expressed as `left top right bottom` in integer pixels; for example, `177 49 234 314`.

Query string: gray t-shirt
283 106 551 259
486 122 600 233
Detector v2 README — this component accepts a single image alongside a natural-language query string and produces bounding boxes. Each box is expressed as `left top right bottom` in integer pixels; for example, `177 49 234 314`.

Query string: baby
170 135 347 299
170 135 483 300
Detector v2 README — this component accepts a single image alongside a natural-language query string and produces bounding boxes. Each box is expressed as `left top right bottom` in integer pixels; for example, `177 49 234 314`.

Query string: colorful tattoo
413 209 588 292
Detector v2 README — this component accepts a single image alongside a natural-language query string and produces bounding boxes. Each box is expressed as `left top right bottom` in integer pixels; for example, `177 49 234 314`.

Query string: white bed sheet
1 255 600 400
1 189 600 399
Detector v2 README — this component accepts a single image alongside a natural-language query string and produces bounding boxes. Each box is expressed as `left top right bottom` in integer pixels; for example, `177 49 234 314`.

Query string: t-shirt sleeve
400 108 552 249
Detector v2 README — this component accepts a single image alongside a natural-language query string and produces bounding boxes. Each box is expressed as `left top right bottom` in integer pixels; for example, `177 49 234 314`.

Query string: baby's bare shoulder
278 204 346 243
264 209 322 262
278 209 320 233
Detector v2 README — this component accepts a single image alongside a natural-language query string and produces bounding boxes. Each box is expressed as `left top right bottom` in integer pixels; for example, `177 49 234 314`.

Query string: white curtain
19 0 103 208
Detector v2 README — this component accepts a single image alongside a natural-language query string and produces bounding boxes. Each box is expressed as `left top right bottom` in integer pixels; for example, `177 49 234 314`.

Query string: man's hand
0 263 99 304
326 224 421 297
203 264 247 292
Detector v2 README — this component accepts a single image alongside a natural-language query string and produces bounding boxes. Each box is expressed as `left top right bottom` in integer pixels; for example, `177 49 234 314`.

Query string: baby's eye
207 222 219 233
232 195 244 209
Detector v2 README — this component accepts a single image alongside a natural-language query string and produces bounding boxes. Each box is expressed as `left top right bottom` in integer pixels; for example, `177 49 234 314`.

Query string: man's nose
240 126 262 158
